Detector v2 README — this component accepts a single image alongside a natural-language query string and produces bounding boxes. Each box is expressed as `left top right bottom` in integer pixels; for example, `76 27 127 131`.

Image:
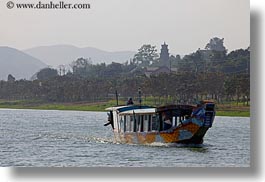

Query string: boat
104 100 215 145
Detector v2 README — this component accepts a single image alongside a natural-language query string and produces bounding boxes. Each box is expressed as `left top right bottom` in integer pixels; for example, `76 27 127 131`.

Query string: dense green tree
36 68 58 80
70 57 92 77
205 37 227 52
170 55 181 68
133 44 159 67
178 52 203 73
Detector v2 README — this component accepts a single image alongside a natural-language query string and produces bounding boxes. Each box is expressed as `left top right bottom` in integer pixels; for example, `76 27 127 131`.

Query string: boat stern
202 101 216 128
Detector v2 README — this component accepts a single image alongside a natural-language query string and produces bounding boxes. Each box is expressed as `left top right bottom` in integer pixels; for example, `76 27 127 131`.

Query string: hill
24 45 136 67
0 47 47 80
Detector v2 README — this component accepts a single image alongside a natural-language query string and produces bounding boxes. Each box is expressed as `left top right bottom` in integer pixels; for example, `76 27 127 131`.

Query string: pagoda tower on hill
160 42 170 69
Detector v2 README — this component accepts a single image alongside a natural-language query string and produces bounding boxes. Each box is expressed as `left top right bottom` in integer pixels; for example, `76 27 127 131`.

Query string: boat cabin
105 104 196 133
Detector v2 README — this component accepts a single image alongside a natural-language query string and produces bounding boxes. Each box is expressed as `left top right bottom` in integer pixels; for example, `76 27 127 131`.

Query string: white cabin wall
113 111 119 131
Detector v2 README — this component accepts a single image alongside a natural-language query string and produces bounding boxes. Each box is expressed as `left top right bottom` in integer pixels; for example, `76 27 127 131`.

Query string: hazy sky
0 0 249 55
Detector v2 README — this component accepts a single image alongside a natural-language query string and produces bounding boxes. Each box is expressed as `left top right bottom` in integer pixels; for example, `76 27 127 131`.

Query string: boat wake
145 142 173 147
143 142 208 149
32 133 114 144
89 136 114 144
32 133 208 150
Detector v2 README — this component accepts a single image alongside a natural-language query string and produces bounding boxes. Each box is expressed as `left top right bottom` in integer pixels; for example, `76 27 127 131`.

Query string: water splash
32 132 114 144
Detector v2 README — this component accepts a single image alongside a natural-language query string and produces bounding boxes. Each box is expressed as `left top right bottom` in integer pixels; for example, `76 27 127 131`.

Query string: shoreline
0 100 250 117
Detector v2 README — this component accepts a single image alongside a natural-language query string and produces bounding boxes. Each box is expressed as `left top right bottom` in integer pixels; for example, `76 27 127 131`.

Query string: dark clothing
127 98 134 105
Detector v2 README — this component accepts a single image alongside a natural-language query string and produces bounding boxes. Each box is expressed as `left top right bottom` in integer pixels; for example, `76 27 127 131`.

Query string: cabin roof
105 105 153 113
119 108 156 115
156 104 194 112
105 105 128 111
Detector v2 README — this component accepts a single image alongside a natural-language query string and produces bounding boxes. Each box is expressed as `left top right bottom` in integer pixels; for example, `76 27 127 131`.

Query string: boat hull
113 122 209 145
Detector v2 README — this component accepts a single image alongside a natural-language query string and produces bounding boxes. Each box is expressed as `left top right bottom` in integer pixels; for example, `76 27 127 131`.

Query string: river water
0 109 250 167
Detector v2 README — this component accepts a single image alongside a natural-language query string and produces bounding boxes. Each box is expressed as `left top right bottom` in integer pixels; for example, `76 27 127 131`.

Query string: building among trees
7 74 15 82
160 42 170 68
145 42 177 77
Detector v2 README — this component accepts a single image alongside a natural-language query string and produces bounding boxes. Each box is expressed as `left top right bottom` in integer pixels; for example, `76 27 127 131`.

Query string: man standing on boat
127 98 134 105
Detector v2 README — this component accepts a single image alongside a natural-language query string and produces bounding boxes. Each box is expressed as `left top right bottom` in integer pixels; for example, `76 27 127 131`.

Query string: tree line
0 72 249 105
0 37 250 106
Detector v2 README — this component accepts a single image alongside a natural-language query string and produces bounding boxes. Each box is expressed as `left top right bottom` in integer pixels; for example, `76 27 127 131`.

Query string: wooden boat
104 101 215 145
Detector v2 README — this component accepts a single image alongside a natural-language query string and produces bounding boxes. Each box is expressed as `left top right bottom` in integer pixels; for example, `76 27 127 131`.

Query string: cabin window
143 115 149 132
130 116 134 132
123 113 159 132
133 115 137 132
138 115 143 132
160 111 174 131
172 116 177 126
123 116 128 132
126 116 129 131
119 117 123 132
151 115 159 131
125 116 131 132
148 115 152 131
124 115 135 132
123 116 127 132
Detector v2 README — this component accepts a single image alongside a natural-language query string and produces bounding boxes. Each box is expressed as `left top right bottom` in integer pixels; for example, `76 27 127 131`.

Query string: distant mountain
24 45 136 67
0 47 47 80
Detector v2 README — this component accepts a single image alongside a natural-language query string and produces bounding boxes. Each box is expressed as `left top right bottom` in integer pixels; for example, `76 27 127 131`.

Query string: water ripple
0 109 250 167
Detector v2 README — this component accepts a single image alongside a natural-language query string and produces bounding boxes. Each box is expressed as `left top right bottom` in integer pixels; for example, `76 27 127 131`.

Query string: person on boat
192 102 205 120
104 112 114 128
190 102 205 126
162 112 172 130
127 98 134 105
